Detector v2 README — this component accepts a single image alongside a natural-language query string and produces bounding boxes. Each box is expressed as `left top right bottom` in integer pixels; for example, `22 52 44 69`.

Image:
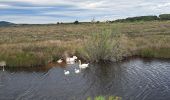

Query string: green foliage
86 96 122 100
114 14 170 22
0 21 170 67
108 96 122 100
87 97 92 100
74 20 79 24
139 48 155 57
138 48 170 58
115 16 158 22
159 14 170 20
126 16 158 21
95 96 105 100
96 21 100 23
77 30 123 62
0 52 47 67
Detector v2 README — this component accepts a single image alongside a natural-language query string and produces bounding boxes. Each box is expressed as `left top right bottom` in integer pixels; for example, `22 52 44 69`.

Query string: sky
0 0 170 24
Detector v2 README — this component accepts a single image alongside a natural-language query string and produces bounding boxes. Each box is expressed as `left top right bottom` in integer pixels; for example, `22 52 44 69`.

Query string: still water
0 58 170 100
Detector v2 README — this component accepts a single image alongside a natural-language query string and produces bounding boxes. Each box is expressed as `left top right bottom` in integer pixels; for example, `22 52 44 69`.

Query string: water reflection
0 58 170 100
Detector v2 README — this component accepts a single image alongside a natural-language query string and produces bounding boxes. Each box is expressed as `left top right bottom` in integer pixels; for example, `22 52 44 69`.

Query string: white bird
57 59 63 64
66 56 78 64
79 60 89 69
74 68 80 74
0 61 6 72
64 70 70 75
2 66 4 72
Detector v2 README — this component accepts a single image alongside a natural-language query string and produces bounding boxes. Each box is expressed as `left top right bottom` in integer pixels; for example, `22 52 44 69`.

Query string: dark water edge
0 57 170 100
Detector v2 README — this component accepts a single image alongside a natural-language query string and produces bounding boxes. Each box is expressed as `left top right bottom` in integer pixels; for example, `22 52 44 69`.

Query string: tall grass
77 30 125 62
0 21 170 67
0 52 48 67
138 48 170 58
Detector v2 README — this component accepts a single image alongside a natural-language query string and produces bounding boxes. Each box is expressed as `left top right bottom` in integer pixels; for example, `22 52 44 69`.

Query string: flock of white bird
0 56 89 74
57 56 89 75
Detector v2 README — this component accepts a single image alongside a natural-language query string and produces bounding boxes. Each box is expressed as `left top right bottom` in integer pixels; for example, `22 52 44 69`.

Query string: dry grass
0 21 170 67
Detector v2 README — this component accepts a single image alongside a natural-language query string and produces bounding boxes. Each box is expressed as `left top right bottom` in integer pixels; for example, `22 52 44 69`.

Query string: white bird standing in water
74 68 80 74
3 66 4 72
66 56 78 64
57 59 63 64
64 70 70 75
78 60 89 69
0 61 6 72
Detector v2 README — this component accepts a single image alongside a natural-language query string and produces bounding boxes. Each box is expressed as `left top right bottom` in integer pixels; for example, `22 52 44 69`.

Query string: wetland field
0 21 170 67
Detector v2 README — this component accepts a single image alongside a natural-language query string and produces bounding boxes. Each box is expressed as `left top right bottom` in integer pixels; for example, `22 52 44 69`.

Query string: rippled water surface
0 58 170 100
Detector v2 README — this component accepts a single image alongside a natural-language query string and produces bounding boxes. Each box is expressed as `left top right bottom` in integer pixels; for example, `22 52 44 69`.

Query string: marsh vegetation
0 21 170 67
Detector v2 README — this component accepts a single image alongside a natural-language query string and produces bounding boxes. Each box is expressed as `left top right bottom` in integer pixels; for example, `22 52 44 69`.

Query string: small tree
74 20 79 24
96 21 100 24
159 14 170 20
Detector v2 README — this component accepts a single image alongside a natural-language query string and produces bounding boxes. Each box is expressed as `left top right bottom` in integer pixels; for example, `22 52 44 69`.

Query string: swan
0 61 6 71
64 70 70 75
79 60 89 69
74 68 80 74
2 66 4 72
66 56 78 64
57 59 63 63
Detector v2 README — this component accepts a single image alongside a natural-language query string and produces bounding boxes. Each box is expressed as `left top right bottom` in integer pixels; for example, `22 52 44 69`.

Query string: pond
0 57 170 100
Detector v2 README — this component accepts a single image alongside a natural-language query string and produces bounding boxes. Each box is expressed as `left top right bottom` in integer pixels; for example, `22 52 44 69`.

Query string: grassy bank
0 21 170 67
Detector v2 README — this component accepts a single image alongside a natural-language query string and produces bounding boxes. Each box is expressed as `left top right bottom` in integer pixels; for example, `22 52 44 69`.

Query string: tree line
114 14 170 22
57 14 170 24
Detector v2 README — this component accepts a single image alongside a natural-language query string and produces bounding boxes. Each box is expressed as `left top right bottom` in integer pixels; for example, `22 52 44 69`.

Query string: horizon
0 0 170 24
0 14 168 24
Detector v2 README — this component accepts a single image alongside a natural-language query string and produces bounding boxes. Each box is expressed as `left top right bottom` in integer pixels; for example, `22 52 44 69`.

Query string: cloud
0 15 73 24
0 4 11 9
0 0 170 23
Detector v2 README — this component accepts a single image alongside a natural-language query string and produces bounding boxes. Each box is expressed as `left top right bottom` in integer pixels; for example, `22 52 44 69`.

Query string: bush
126 16 158 22
159 14 170 20
77 30 124 62
96 21 100 24
114 15 159 22
74 20 79 24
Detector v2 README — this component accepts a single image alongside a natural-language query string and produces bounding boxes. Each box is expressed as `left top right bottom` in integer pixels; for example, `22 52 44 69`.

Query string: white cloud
0 15 67 24
1 0 170 23
0 4 11 8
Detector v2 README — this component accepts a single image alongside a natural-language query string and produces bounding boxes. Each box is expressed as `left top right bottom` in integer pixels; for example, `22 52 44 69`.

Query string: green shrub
74 20 79 24
114 15 158 22
159 14 170 20
77 30 124 62
94 96 105 100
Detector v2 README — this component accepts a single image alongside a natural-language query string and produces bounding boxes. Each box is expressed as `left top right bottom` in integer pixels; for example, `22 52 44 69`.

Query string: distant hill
0 21 15 26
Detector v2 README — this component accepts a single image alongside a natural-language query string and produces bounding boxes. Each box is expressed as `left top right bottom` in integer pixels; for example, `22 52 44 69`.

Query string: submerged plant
86 96 122 100
94 96 105 100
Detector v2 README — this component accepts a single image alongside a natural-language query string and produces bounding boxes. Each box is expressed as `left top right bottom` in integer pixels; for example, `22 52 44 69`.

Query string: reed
77 30 125 62
0 21 169 67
